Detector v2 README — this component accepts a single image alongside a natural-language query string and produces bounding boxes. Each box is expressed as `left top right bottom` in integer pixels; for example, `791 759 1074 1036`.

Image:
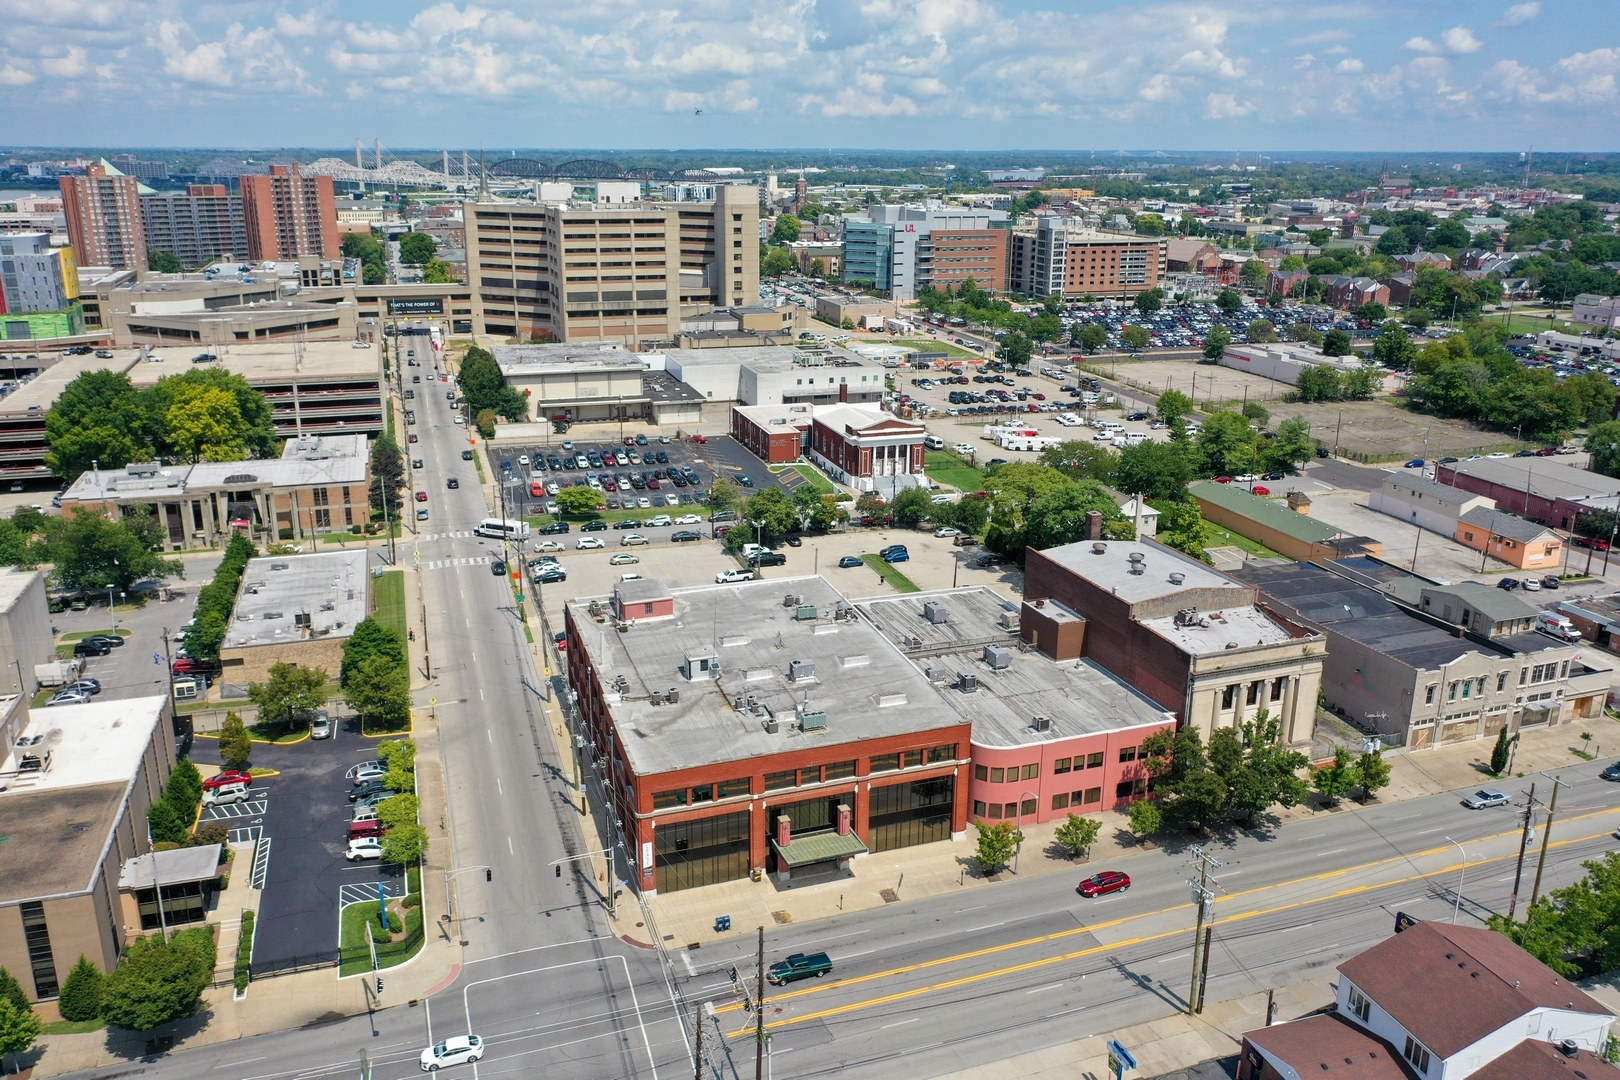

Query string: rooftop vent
838 654 870 669
783 593 803 608
997 611 1019 630
719 635 749 647
1169 572 1185 585
1032 715 1052 733
763 716 780 734
1128 552 1145 575
270 562 289 571
984 644 1013 669
667 687 679 704
1091 542 1107 555
922 600 950 625
222 473 259 485
788 658 816 682
799 707 828 730
875 694 907 708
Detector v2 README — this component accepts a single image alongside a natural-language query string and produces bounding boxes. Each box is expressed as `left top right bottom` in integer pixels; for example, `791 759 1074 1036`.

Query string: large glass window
869 753 900 773
716 778 751 799
869 775 954 853
927 745 957 765
654 810 751 894
823 760 856 781
652 789 688 810
134 881 209 932
20 901 56 998
764 770 797 792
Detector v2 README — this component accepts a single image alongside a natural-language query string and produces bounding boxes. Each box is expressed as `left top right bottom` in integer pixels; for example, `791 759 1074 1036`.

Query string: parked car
62 678 101 696
671 530 701 543
352 765 386 786
934 526 961 538
716 568 755 583
73 640 110 657
47 690 91 706
204 769 252 791
1497 578 1521 591
581 520 608 532
750 551 787 567
1462 788 1510 809
577 536 605 549
533 564 567 584
1601 762 1620 782
538 521 571 535
881 549 910 563
203 781 251 806
83 633 124 648
837 555 864 568
534 539 565 553
350 781 396 804
1077 871 1131 897
766 952 832 985
610 553 640 565
310 712 333 740
421 1035 486 1071
345 837 383 862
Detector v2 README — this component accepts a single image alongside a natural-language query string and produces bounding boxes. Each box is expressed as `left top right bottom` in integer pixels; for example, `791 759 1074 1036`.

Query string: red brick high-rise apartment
239 165 339 262
60 163 147 271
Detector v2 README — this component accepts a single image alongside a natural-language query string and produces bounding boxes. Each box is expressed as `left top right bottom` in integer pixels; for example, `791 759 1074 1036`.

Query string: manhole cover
879 889 899 903
771 910 793 924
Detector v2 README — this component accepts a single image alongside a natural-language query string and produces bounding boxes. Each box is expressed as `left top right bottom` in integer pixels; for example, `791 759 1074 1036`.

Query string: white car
674 513 701 525
609 552 639 565
345 837 383 862
453 416 465 425
420 1035 485 1072
716 568 755 584
646 514 673 527
620 533 649 546
931 494 954 505
518 455 529 466
1056 414 1082 427
352 765 385 786
953 443 974 454
533 539 565 553
351 341 371 349
934 526 962 538
637 497 651 509
576 536 605 549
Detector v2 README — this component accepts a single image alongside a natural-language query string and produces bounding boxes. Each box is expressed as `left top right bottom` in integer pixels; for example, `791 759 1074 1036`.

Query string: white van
1535 613 1581 642
923 434 946 451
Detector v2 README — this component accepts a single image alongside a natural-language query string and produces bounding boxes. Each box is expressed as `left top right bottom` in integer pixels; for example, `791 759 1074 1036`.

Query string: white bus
474 518 531 541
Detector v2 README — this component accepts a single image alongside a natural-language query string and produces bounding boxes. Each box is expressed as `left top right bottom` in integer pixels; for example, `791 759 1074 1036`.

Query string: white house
1369 474 1497 537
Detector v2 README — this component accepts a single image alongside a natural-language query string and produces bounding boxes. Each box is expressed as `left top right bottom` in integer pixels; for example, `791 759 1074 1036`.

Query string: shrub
0 968 27 1013
57 956 104 1022
147 800 187 846
234 911 254 993
369 921 391 944
100 927 216 1031
187 822 229 848
387 911 403 934
402 893 422 909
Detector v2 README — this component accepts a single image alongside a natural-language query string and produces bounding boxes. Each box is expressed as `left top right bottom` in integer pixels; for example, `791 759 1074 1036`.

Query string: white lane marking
955 905 988 914
508 836 514 854
1158 952 1190 964
880 1018 919 1030
480 688 486 700
1027 982 1065 995
838 949 876 961
487 729 492 743
1314 847 1349 858
213 1057 267 1069
497 777 503 796
965 922 1005 933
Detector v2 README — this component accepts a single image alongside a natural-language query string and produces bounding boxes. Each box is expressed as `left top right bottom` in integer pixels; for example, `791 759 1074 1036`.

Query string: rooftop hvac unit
997 611 1019 630
648 692 664 706
783 593 803 608
1032 715 1052 733
788 658 816 682
958 671 979 693
984 644 1013 669
667 687 680 704
925 664 950 682
922 600 950 625
796 604 818 621
763 717 781 734
799 708 828 731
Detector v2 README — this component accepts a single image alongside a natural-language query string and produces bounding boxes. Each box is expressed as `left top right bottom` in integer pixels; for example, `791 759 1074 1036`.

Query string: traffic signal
486 868 493 882
375 977 384 995
555 865 561 878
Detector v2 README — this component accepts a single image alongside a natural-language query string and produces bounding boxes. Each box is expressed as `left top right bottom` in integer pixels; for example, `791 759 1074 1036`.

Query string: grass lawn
891 337 977 358
1203 526 1283 560
862 553 922 593
338 896 424 977
1501 312 1581 337
59 628 131 642
42 1018 105 1035
770 463 836 495
925 452 986 492
372 571 407 641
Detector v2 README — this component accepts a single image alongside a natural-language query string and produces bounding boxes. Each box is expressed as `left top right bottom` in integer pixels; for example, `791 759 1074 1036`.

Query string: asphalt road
53 336 1620 1080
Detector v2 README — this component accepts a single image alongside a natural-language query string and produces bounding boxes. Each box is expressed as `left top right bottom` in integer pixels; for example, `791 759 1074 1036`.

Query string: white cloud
151 19 311 91
40 46 88 77
1204 92 1252 118
1139 73 1176 101
0 62 34 85
1293 52 1317 69
1500 2 1540 26
1335 57 1363 73
1441 27 1483 55
275 10 324 37
1403 36 1437 54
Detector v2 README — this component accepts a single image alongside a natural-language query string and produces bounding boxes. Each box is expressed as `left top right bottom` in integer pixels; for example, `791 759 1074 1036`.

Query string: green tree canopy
1215 289 1242 314
1246 317 1278 343
148 249 183 274
57 955 105 1023
1195 412 1259 477
1074 322 1108 352
165 385 248 462
1024 481 1132 550
398 232 436 266
556 485 605 516
217 711 252 770
1115 440 1194 501
995 331 1033 368
771 214 802 244
744 487 801 538
1321 329 1353 357
1134 288 1164 315
345 654 411 730
246 662 328 729
49 508 182 592
1588 421 1620 478
972 820 1021 874
100 927 216 1031
1156 388 1194 425
761 247 793 277
1202 325 1232 361
342 618 406 685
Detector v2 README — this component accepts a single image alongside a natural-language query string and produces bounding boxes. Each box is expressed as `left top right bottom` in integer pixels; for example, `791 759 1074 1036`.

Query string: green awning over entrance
771 830 868 868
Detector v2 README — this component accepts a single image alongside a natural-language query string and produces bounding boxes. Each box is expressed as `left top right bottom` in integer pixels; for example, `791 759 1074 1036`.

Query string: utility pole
755 926 767 1080
1506 782 1537 921
1186 845 1222 1016
1528 774 1571 910
1196 925 1214 1013
693 1004 704 1080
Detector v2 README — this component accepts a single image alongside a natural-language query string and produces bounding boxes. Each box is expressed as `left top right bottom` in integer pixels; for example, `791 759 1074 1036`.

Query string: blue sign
377 882 387 921
1107 1040 1138 1071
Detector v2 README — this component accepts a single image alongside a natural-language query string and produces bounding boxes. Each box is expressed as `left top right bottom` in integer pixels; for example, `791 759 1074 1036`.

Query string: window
1425 684 1436 704
1402 1036 1431 1074
1115 779 1146 799
987 803 1003 819
1083 787 1102 804
928 744 957 765
764 770 796 792
824 759 856 781
1003 802 1019 818
1118 746 1137 763
1271 677 1287 702
1086 753 1104 769
1054 757 1072 774
1348 987 1370 1021
20 901 56 998
974 764 989 782
870 753 900 773
653 789 687 809
1461 681 1471 699
690 784 715 804
1022 764 1039 781
989 766 1004 783
1520 667 1528 686
1221 685 1237 710
1476 677 1487 696
1246 681 1260 706
716 778 751 799
1020 798 1037 816
1448 682 1458 701
1497 673 1507 692
973 800 987 816
1560 661 1569 678
1051 792 1071 810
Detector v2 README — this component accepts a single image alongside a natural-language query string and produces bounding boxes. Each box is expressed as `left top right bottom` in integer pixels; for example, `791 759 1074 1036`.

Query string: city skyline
0 1 1615 151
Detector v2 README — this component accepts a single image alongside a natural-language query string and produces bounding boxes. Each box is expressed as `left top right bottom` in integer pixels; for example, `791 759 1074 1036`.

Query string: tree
148 368 276 460
218 711 252 770
50 508 182 593
1152 498 1208 559
1075 322 1108 352
1025 481 1132 549
1215 289 1242 314
771 214 802 244
707 477 741 518
1120 325 1151 350
1263 417 1315 472
165 385 248 462
246 662 328 730
1312 747 1360 805
166 758 203 813
1134 288 1164 315
1165 770 1228 831
808 257 825 279
1156 388 1194 425
0 996 40 1071
99 927 215 1031
148 249 183 274
458 346 506 416
1134 214 1165 237
892 486 933 528
1052 813 1102 859
146 799 187 845
1241 402 1270 427
1294 365 1345 403
398 232 436 266
1029 313 1063 343
1588 421 1620 478
1490 726 1517 776
1321 329 1353 357
57 955 105 1023
1488 850 1620 977
1240 259 1269 289
1371 321 1416 369
369 433 406 515
1202 325 1231 361
1354 301 1388 324
0 969 25 1015
744 487 801 538
995 331 1033 368
345 655 411 730
1196 412 1259 477
761 247 793 277
422 258 455 284
1039 440 1118 483
972 820 1020 874
381 822 429 866
556 485 605 516
1357 749 1392 802
1116 440 1193 501
342 618 406 685
376 792 420 831
1127 799 1161 844
475 408 497 439
1246 317 1278 343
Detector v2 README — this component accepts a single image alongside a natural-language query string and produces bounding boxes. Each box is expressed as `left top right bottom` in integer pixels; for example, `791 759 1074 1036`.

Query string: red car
1251 485 1271 496
1077 871 1131 897
415 491 428 502
348 819 386 840
172 658 213 674
1213 476 1234 484
203 769 252 791
408 434 419 443
690 434 708 443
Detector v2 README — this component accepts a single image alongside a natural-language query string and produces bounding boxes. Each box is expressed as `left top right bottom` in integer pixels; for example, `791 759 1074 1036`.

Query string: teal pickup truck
766 952 832 985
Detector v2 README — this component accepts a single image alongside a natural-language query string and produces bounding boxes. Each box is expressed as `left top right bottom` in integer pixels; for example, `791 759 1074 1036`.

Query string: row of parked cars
345 762 400 862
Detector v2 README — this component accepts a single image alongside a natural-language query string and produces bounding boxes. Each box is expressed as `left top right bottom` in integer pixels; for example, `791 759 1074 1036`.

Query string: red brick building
807 404 926 493
565 577 971 895
730 403 814 464
240 164 339 262
927 229 1010 293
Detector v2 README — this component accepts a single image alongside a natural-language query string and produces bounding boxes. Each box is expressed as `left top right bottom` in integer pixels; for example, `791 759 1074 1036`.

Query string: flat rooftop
642 370 705 404
63 452 367 503
733 403 817 429
0 352 143 417
566 576 962 777
0 568 41 613
855 589 1174 747
1140 605 1297 653
494 343 643 377
0 781 130 902
127 341 383 384
0 695 167 794
225 550 367 650
1441 457 1620 503
282 433 369 462
661 344 881 372
1190 480 1345 544
118 843 223 890
1037 537 1254 608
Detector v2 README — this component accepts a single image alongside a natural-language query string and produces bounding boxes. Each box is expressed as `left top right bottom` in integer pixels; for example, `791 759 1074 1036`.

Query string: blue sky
0 1 1615 151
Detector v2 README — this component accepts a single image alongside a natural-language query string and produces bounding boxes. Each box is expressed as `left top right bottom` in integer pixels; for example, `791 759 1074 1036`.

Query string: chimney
839 381 849 403
776 813 792 849
837 804 851 836
1084 509 1103 540
1287 490 1312 515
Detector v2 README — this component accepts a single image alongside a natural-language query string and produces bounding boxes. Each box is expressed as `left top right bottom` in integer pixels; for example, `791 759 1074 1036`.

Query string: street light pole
1444 836 1467 923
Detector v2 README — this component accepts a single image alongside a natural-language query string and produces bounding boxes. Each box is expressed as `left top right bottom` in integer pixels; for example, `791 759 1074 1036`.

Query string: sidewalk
646 716 1618 950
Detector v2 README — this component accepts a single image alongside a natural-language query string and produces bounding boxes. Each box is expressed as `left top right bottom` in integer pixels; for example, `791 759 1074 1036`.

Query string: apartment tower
59 162 147 271
239 165 339 262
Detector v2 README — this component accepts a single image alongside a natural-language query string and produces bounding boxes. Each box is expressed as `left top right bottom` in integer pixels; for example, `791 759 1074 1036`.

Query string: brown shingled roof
1337 923 1613 1059
1468 1037 1620 1080
1243 1013 1414 1080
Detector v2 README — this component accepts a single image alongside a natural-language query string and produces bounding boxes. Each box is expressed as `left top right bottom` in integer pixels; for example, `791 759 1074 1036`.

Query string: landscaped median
339 864 424 977
862 553 921 593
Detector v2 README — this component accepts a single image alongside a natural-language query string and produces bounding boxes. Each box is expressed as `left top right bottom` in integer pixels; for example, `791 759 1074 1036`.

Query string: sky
0 0 1616 153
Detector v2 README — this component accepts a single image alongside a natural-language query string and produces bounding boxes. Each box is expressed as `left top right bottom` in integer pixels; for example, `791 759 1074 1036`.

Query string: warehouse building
1436 457 1620 532
1217 342 1369 386
1368 474 1496 537
1189 480 1381 562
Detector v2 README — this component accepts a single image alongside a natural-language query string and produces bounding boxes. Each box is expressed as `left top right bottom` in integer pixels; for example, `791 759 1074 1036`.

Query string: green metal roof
1189 480 1344 545
770 830 868 868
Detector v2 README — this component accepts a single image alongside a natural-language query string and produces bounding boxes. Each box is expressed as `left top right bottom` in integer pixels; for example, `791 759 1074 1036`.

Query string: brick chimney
776 813 791 848
839 381 849 403
1084 509 1103 539
837 804 851 836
